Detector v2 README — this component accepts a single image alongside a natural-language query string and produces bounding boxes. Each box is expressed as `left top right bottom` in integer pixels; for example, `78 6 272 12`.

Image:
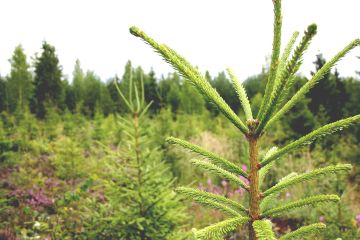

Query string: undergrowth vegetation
0 104 359 239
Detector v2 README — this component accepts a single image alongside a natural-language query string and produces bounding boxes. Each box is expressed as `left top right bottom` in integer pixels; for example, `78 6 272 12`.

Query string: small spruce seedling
129 0 360 239
110 75 187 239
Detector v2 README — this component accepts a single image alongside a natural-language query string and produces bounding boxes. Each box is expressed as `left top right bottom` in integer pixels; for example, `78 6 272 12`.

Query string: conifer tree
63 79 76 112
329 69 347 121
7 45 33 112
129 0 360 239
144 69 161 113
98 83 114 115
212 71 239 113
33 41 63 118
72 59 85 106
82 71 102 116
308 55 347 122
0 76 7 112
99 76 187 239
164 73 181 113
179 80 205 114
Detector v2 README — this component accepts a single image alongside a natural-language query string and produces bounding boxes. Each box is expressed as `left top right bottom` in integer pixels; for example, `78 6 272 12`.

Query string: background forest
0 42 360 239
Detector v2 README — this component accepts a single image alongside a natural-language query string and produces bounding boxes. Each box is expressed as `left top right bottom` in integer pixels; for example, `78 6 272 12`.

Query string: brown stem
248 135 260 240
134 112 142 187
133 112 146 240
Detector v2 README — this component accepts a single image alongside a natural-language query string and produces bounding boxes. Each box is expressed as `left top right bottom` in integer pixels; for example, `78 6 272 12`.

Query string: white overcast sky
0 0 360 82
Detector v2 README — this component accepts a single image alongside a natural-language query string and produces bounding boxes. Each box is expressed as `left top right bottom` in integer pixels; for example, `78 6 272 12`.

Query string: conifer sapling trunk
248 130 260 239
129 0 360 239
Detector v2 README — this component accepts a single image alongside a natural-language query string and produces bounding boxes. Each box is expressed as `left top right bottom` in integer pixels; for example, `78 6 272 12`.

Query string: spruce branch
261 114 360 167
276 24 318 109
226 68 253 120
176 187 247 215
266 38 360 129
259 192 276 213
260 172 298 211
128 70 133 105
130 26 249 134
253 220 277 240
259 147 278 187
194 217 249 240
257 0 282 121
167 136 248 178
276 31 300 80
256 31 299 133
278 172 299 182
191 159 250 191
279 223 326 240
134 81 141 112
192 198 241 217
262 195 340 217
114 80 133 111
139 101 153 119
263 164 352 197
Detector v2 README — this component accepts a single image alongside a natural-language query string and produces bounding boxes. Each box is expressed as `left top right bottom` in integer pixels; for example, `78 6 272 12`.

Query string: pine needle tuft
279 223 326 240
262 195 340 217
176 187 248 215
253 220 277 240
263 164 352 196
261 115 360 166
227 68 253 120
129 26 249 134
194 217 249 240
167 137 247 177
191 159 249 190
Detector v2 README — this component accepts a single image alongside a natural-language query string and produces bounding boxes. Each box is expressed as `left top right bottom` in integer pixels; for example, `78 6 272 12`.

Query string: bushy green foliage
52 136 86 181
129 0 360 239
84 76 188 239
0 89 359 239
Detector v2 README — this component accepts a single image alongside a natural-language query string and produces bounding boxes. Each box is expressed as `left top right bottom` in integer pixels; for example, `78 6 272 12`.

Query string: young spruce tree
130 0 360 239
7 45 33 112
104 75 187 239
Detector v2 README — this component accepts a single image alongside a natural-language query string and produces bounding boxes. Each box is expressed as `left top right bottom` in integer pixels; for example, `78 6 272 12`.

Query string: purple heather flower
239 176 249 185
221 180 228 188
11 188 53 208
234 187 245 196
242 164 248 172
212 186 221 195
356 214 360 227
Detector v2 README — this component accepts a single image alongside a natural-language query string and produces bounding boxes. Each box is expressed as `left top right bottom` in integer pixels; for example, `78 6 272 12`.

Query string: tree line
0 42 360 134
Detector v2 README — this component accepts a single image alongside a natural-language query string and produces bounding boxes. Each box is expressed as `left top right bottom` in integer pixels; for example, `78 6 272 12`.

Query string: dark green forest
0 42 360 239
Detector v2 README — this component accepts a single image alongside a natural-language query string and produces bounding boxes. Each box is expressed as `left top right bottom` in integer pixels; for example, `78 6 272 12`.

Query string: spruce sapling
102 74 187 239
